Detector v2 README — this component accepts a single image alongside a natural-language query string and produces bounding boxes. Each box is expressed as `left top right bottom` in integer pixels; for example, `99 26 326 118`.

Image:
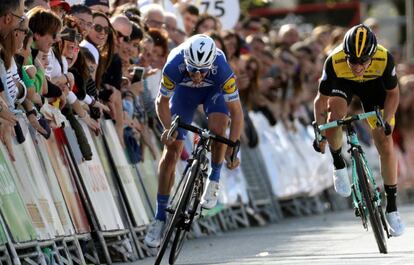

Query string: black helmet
343 24 377 64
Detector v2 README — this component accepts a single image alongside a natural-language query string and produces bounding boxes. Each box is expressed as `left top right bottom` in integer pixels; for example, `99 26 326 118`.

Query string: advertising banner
71 121 124 231
31 128 76 235
48 130 90 234
0 218 8 244
136 148 159 217
101 120 149 226
12 120 65 239
0 145 37 243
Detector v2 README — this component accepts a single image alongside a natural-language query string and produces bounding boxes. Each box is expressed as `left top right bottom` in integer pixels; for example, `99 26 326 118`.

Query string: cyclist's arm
314 92 329 128
226 99 244 143
155 93 172 130
156 74 176 129
314 57 335 128
221 74 243 142
383 85 399 124
382 52 399 124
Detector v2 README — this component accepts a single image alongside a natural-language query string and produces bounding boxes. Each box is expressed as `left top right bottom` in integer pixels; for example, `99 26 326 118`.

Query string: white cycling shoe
201 180 220 209
144 219 165 248
333 168 351 197
385 211 405 237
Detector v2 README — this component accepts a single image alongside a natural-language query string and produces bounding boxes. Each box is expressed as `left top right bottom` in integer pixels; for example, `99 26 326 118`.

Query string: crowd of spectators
1 0 414 187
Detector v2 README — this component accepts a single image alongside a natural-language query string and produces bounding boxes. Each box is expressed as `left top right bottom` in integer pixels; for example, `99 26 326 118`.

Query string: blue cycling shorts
170 85 229 140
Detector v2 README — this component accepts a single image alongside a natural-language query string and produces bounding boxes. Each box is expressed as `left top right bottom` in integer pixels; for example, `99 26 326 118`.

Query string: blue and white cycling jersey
158 42 239 140
159 43 239 102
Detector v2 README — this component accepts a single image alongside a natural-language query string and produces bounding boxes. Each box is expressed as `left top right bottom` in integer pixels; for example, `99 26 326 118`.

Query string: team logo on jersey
223 77 236 94
162 75 175 90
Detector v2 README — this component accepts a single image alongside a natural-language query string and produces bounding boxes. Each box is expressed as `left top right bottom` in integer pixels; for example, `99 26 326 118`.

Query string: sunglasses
186 64 210 74
346 55 371 65
93 24 111 34
11 12 26 23
116 31 130 42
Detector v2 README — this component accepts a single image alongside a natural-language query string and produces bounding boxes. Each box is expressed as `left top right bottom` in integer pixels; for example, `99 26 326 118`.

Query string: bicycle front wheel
353 148 387 254
169 177 202 264
154 159 200 265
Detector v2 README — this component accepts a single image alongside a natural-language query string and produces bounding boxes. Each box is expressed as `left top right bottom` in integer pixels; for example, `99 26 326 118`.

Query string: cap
49 0 71 12
84 0 109 7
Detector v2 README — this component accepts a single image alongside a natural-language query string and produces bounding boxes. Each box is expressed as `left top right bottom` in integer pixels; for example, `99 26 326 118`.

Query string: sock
330 147 346 169
155 193 169 222
208 162 223 182
384 184 397 213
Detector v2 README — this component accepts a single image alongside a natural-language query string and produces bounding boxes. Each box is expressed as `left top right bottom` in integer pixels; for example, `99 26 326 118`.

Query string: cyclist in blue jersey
144 34 244 248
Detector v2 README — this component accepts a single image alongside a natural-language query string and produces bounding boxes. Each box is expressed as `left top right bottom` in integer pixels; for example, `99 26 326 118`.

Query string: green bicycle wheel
154 160 200 265
353 148 387 254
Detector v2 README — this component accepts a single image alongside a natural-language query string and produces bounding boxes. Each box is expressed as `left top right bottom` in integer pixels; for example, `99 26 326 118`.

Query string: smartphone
131 66 145 83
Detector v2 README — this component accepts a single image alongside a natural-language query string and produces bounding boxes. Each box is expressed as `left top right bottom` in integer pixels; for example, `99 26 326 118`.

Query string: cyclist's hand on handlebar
313 137 327 154
225 148 240 170
384 122 392 136
161 129 178 146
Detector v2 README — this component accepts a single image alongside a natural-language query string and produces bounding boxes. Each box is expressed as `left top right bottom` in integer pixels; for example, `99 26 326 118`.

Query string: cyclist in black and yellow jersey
313 24 404 236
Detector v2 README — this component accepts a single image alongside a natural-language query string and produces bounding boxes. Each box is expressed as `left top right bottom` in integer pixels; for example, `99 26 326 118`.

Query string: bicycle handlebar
168 116 240 162
313 106 386 145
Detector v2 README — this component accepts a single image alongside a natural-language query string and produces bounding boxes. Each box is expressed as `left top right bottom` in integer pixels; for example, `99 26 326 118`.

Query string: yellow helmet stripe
355 27 367 58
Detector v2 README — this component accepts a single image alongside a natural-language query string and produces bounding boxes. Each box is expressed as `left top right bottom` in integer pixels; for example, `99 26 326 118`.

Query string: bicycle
313 107 391 254
154 116 240 265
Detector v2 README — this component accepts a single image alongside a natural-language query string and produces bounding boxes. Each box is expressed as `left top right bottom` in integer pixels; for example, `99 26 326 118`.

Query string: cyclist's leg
326 96 348 151
200 92 229 208
157 86 200 213
326 94 352 196
204 92 230 181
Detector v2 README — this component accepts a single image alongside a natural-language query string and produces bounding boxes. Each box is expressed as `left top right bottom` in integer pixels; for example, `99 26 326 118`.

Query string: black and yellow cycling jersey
319 44 398 110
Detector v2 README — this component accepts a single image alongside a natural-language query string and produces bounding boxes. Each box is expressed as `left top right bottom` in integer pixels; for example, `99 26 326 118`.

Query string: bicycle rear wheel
353 148 387 254
154 160 200 265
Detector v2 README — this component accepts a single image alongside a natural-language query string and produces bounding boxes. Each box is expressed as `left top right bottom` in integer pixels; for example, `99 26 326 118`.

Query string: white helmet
184 34 217 68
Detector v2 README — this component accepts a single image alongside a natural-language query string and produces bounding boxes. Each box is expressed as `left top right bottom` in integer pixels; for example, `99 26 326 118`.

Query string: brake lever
374 106 385 129
312 121 322 144
167 116 180 140
230 140 240 163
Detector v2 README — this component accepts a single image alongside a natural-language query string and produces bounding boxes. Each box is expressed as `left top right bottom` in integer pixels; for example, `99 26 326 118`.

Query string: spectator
25 0 50 11
192 14 219 35
70 4 93 38
84 0 110 15
180 4 198 36
164 11 185 49
49 0 70 19
0 0 25 39
140 3 165 30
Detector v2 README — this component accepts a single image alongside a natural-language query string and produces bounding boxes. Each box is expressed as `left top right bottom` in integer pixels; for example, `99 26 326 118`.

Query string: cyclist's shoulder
163 46 186 80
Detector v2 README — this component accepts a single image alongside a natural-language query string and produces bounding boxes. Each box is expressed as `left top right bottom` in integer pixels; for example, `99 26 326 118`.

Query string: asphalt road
119 204 414 265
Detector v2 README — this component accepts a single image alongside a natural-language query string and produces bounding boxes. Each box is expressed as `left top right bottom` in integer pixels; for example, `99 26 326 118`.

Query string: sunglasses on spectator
116 31 130 42
93 24 111 34
10 12 26 23
346 55 372 65
186 64 210 74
